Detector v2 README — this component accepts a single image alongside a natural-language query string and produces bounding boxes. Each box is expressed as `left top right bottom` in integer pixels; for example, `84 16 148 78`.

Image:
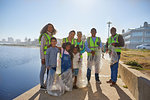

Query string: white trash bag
47 53 65 96
76 56 88 88
108 45 118 65
87 48 103 73
61 69 73 91
47 70 65 96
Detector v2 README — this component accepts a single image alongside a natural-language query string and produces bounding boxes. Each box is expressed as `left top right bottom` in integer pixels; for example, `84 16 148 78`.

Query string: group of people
39 23 124 95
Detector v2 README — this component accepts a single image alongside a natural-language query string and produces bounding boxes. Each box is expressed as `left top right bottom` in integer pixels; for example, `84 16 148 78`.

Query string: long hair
40 23 56 35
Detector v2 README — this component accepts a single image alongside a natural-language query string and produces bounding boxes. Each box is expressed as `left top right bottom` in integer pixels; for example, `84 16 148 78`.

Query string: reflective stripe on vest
87 37 101 56
108 34 121 53
39 33 52 55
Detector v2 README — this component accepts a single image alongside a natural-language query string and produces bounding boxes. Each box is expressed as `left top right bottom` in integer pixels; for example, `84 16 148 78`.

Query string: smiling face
66 45 71 51
91 29 97 37
77 32 82 39
111 27 116 36
73 47 78 54
47 24 54 33
51 39 57 47
70 32 75 39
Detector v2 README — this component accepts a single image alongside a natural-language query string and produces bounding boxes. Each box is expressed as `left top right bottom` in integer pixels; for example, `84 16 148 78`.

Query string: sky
0 0 150 42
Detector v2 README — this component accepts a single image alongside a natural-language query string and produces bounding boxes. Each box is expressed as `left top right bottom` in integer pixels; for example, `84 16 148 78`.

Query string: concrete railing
119 61 150 100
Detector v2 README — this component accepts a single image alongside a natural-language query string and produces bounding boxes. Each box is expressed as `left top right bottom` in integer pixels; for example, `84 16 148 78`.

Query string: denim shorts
73 68 79 76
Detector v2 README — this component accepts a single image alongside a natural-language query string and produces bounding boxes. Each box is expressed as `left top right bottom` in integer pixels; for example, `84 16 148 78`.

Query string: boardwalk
15 54 135 100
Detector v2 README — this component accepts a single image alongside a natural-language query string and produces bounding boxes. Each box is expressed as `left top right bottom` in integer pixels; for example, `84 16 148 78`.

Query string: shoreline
0 44 39 48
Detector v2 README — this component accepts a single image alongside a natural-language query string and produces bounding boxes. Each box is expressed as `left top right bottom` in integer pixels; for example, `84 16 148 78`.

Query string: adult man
85 28 102 84
106 27 124 86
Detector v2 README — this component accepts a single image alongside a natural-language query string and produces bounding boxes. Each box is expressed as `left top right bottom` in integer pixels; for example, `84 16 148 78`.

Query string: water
0 46 41 100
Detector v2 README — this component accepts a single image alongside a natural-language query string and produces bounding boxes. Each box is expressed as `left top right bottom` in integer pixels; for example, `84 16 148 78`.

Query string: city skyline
1 0 150 42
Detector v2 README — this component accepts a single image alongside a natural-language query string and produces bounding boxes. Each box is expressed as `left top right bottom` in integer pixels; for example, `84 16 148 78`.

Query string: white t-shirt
73 53 80 69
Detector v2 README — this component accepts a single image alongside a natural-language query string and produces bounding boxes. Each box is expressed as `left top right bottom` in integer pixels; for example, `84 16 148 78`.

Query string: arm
80 47 85 54
46 48 50 69
114 35 125 47
85 39 92 52
40 36 46 64
105 41 109 52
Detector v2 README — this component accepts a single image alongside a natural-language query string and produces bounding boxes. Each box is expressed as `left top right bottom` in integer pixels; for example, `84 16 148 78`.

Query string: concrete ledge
119 61 150 100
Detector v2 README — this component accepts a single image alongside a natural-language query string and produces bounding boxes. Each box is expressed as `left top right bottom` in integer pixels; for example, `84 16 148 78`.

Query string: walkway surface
14 54 135 100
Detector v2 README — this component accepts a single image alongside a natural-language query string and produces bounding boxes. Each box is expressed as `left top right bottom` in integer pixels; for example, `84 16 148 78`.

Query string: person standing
106 27 124 86
85 28 102 84
39 23 56 89
62 30 76 45
74 31 85 59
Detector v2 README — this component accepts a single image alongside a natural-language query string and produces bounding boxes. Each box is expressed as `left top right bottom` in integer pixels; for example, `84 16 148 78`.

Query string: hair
69 30 76 35
91 28 97 33
40 23 56 35
111 27 116 32
77 31 82 35
51 37 57 42
73 45 80 53
62 42 73 60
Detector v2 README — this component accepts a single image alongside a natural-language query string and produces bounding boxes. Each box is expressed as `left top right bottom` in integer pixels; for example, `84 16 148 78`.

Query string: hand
111 43 116 46
47 66 50 70
41 59 45 64
91 51 95 56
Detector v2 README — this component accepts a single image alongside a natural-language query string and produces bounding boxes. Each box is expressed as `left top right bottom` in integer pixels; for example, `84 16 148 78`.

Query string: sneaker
40 85 46 90
96 80 101 84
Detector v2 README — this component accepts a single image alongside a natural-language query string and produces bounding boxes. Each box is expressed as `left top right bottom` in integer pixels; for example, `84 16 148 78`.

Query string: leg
40 64 46 87
87 57 92 82
87 68 91 82
112 54 120 82
110 54 120 86
95 56 101 83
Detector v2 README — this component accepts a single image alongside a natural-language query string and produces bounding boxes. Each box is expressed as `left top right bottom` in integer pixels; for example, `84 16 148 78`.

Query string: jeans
40 64 46 86
87 68 100 81
110 54 120 82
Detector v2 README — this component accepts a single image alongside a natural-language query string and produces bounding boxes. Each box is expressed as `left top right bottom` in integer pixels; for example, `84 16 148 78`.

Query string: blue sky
0 0 150 42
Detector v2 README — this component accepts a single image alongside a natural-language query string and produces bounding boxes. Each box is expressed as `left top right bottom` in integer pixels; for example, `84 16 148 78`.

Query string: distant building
2 39 6 43
15 39 21 43
122 22 150 49
8 37 14 43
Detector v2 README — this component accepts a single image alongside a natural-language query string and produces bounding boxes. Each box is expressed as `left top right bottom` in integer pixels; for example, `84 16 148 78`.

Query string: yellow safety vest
62 38 75 45
87 37 101 56
74 39 85 51
39 33 52 55
108 34 121 53
74 39 85 58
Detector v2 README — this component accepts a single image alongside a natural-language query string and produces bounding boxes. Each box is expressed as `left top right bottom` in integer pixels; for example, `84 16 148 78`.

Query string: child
46 37 59 90
61 42 73 91
72 45 80 89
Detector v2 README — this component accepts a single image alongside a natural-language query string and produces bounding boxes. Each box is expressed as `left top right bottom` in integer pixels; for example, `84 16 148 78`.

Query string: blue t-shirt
46 47 59 68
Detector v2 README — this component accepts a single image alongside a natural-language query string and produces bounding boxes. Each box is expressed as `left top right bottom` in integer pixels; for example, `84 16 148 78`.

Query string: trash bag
108 45 118 65
61 68 73 91
87 48 102 73
47 53 65 96
76 53 88 88
47 69 65 96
